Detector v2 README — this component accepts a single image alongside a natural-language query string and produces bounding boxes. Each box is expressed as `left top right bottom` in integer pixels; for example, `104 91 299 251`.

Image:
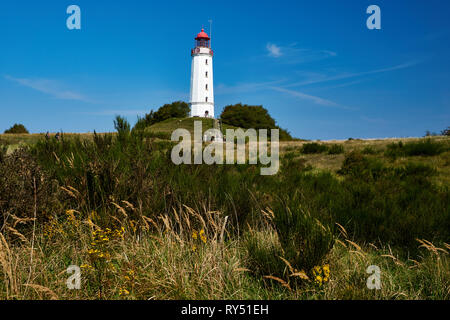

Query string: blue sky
0 0 449 139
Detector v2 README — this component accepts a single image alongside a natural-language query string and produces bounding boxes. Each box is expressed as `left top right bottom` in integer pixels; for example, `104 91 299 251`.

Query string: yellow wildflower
199 229 207 243
119 288 130 296
323 264 330 278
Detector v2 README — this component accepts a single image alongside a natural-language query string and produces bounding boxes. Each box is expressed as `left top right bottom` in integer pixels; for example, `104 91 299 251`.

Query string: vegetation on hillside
133 101 190 131
132 101 295 141
4 123 29 134
220 104 293 140
0 118 448 300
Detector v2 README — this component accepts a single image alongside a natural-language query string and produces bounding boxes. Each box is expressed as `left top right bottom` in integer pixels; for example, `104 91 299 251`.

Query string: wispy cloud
265 43 336 64
266 43 282 57
81 109 148 116
269 86 355 110
215 79 286 95
4 75 93 102
287 60 421 87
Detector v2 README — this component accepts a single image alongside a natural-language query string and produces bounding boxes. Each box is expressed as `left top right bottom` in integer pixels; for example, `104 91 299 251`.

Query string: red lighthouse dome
195 28 210 40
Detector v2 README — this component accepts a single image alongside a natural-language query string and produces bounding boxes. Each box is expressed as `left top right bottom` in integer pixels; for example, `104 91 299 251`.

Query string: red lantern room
195 28 210 48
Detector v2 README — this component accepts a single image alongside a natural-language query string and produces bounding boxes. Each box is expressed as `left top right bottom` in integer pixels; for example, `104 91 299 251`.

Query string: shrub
220 103 293 140
4 123 29 134
300 143 328 154
244 231 285 276
114 116 131 143
272 193 334 272
338 151 385 179
385 139 448 158
361 146 378 155
0 148 54 232
133 101 190 130
332 152 449 252
327 144 344 155
0 145 8 163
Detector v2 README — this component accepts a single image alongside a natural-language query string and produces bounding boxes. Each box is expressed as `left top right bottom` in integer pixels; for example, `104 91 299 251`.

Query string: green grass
0 129 449 300
144 117 240 136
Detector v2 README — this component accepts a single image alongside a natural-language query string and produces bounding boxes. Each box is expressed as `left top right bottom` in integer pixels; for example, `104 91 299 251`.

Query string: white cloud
287 60 422 87
265 43 336 63
266 43 282 57
269 86 355 110
4 75 92 102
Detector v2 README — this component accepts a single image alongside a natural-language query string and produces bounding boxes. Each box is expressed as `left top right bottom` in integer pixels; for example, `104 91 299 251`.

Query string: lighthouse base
190 102 215 118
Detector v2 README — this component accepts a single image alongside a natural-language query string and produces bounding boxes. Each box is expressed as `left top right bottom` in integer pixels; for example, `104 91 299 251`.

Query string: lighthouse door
204 110 209 118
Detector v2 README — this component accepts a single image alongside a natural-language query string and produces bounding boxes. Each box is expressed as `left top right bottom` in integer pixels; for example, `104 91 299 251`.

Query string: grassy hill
144 117 240 138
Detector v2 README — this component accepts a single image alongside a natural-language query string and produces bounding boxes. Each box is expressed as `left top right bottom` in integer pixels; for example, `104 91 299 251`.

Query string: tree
4 123 29 134
220 103 293 140
114 116 131 143
134 101 190 130
441 127 450 136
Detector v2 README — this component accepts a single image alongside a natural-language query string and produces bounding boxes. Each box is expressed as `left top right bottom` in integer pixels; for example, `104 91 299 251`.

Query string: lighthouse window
205 71 208 78
205 59 208 65
206 97 208 102
206 84 208 90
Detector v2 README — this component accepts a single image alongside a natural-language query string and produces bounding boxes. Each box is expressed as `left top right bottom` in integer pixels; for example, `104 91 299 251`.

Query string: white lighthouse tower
189 28 214 118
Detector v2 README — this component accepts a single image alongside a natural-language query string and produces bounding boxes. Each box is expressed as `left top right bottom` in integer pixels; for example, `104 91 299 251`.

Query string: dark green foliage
0 148 54 232
2 116 448 258
300 143 328 154
327 144 344 155
4 123 29 134
220 104 293 140
0 145 7 163
244 232 285 276
338 151 386 179
114 116 131 143
385 139 448 158
270 151 449 255
333 152 448 250
221 104 275 129
134 101 190 131
361 146 378 155
272 193 335 272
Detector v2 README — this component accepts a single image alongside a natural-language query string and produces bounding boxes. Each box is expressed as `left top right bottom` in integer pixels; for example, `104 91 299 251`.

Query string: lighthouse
189 28 214 118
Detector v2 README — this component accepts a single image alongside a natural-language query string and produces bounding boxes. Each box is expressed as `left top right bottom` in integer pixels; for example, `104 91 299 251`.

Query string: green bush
133 101 190 131
327 144 344 154
273 153 449 255
332 152 448 251
338 151 386 179
0 145 8 163
272 193 334 272
244 231 285 276
300 143 328 154
4 123 29 134
361 146 378 155
385 139 448 158
220 103 293 141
